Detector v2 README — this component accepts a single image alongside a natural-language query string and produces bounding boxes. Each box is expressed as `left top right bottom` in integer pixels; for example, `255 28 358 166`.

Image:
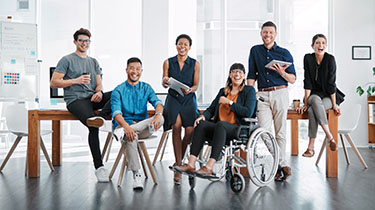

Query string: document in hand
265 60 292 68
168 77 190 96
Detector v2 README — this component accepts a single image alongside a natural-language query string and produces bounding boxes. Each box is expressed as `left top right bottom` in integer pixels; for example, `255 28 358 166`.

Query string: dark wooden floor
0 141 374 210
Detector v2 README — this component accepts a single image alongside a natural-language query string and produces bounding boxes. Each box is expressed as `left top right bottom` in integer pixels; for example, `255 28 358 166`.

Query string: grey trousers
114 116 164 171
307 95 332 138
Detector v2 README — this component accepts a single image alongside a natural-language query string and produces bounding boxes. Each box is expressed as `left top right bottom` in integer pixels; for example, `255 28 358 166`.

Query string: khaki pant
257 88 289 167
114 116 164 171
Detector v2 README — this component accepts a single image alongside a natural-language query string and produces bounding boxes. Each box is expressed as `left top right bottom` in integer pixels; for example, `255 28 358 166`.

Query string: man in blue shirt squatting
111 57 164 190
246 21 296 182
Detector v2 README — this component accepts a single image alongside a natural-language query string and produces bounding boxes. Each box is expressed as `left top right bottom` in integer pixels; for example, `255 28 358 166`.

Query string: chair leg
315 139 327 166
137 143 148 179
139 141 157 184
109 142 125 179
340 134 350 165
160 132 170 162
105 136 113 162
0 136 22 172
152 131 168 166
40 137 55 172
101 132 113 160
117 155 127 187
344 134 368 169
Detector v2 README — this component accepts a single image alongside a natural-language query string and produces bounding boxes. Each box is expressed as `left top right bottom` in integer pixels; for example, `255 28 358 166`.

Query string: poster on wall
0 21 38 101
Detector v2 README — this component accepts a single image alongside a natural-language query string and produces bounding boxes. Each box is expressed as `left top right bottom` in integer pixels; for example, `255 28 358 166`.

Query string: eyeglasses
230 70 244 74
77 39 91 43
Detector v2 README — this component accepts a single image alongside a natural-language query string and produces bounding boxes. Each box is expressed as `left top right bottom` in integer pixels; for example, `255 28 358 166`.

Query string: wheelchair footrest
169 165 219 179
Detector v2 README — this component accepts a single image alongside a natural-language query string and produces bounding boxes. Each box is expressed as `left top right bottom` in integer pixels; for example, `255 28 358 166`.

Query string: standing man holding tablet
246 21 296 182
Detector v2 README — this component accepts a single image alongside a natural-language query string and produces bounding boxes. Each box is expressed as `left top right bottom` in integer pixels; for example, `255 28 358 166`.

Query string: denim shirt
111 80 162 129
247 42 296 89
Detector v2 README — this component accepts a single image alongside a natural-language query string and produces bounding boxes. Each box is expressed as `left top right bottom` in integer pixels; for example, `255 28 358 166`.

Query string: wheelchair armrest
243 118 258 123
236 125 250 140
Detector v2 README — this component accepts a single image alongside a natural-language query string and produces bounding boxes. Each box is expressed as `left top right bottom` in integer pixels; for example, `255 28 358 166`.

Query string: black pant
190 121 239 161
67 91 112 169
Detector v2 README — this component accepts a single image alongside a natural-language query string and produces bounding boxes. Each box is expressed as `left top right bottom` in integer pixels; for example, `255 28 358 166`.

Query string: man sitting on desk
111 57 164 190
50 28 112 182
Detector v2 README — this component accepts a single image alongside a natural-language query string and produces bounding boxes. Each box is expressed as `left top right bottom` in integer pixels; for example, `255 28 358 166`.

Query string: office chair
316 104 368 169
0 102 54 173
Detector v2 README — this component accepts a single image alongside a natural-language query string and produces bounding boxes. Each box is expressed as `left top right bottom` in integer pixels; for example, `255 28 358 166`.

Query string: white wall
141 0 169 94
333 0 375 147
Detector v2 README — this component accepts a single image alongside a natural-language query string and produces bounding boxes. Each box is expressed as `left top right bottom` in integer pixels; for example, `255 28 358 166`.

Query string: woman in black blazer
297 34 344 157
174 63 256 176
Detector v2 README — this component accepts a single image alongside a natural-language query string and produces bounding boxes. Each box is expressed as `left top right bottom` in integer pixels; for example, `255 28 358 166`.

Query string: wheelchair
179 118 279 193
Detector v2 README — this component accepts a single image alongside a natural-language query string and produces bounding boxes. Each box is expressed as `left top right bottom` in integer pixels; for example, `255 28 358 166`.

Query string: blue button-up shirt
247 42 296 89
111 80 162 129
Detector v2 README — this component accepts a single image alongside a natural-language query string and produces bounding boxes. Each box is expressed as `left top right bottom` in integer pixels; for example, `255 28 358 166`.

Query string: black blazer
202 85 256 125
303 52 345 105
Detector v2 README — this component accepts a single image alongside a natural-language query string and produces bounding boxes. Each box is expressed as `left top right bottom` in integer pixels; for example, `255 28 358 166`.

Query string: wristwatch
281 72 287 77
155 112 162 116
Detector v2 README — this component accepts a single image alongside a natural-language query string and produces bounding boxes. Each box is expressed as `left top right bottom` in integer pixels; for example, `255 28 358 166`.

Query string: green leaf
373 67 375 76
356 86 364 96
367 86 372 97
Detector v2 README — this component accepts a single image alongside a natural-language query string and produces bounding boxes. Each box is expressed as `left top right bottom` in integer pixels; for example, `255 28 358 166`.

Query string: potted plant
356 67 375 97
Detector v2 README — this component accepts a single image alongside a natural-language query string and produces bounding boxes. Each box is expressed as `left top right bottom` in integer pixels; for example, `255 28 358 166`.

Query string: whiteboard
0 21 38 101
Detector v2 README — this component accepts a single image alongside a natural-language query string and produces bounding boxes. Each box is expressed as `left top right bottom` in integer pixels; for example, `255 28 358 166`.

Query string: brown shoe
86 116 105 128
275 166 292 182
281 166 292 180
195 166 213 177
174 164 195 174
274 168 283 182
328 138 337 151
302 149 315 157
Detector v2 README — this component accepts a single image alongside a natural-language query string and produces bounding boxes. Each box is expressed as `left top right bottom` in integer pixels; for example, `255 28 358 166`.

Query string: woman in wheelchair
174 63 256 177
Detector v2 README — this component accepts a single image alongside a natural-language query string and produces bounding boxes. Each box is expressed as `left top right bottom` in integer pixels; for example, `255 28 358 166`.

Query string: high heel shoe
328 137 337 151
302 148 315 157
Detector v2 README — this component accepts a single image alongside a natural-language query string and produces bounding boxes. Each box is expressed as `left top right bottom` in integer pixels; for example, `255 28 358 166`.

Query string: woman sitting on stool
174 63 256 177
296 34 344 157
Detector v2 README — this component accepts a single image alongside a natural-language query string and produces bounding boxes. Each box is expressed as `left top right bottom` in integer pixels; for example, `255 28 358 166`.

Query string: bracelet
229 100 233 106
155 112 162 116
281 73 287 77
96 90 104 95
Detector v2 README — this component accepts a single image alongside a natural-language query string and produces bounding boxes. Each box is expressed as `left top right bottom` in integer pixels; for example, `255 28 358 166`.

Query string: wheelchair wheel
230 173 245 193
188 176 196 189
246 128 279 187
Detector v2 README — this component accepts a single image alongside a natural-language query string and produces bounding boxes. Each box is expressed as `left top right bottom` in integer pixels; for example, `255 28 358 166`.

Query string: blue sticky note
11 59 16 64
31 51 36 56
50 99 58 106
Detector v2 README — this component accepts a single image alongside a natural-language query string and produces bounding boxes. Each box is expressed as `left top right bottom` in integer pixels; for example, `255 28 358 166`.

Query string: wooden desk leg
291 119 299 156
52 120 62 166
28 111 40 178
326 110 338 178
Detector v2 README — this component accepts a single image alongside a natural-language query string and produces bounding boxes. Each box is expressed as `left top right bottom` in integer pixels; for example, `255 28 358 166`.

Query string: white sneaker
87 116 105 128
133 173 144 190
95 166 110 182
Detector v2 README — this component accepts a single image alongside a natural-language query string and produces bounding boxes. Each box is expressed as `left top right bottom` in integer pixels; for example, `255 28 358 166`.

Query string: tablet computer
265 60 292 68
